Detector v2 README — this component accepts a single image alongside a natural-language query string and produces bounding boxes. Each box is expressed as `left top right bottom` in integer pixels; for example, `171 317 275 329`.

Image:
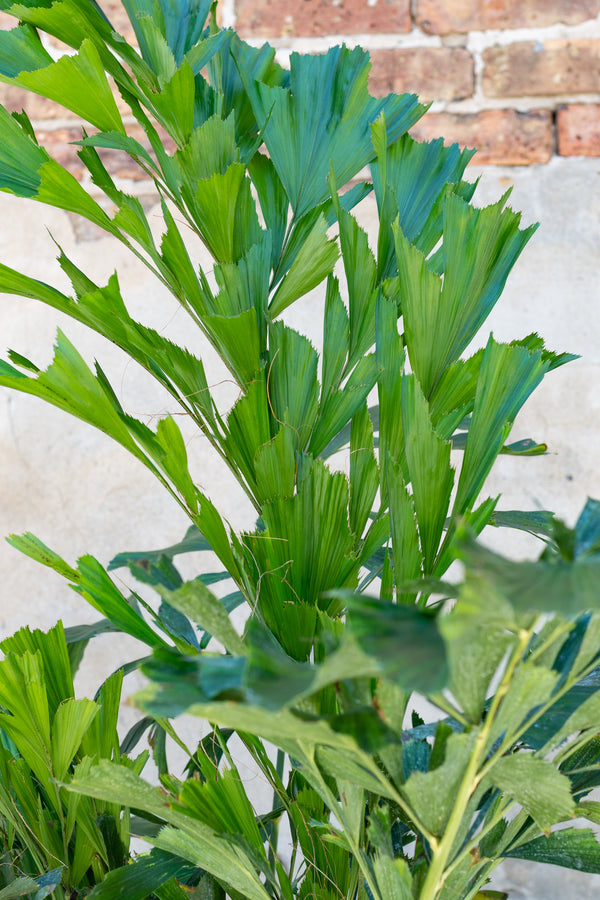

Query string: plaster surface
1 156 600 895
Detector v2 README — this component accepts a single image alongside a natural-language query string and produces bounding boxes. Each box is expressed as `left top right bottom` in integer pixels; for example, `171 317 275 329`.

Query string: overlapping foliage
0 1 598 898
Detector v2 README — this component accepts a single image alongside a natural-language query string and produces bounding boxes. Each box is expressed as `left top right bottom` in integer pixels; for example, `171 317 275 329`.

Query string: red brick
416 0 600 34
235 0 410 38
0 86 73 120
557 103 600 156
409 109 553 166
483 39 600 98
36 127 87 179
369 47 474 103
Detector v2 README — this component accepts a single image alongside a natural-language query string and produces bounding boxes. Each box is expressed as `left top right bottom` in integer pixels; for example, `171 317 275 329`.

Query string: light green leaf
74 555 167 649
69 762 270 900
320 275 349 400
331 186 377 368
349 403 379 540
269 214 339 317
223 374 272 492
376 294 406 497
134 13 177 84
402 376 454 573
254 425 297 503
75 130 158 172
204 309 261 386
399 193 537 396
486 661 559 749
452 338 549 517
1 620 74 719
402 731 478 837
268 323 320 450
462 538 600 618
51 698 98 781
372 856 413 900
15 39 125 133
149 59 195 143
192 163 262 263
387 455 423 599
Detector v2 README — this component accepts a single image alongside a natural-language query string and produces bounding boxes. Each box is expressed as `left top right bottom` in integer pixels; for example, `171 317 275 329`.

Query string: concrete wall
1 154 600 896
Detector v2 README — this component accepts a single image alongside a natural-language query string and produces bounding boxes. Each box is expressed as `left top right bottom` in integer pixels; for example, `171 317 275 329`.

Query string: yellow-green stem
417 628 531 900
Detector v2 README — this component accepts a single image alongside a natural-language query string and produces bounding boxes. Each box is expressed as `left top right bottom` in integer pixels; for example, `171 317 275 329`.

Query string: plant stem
417 628 531 900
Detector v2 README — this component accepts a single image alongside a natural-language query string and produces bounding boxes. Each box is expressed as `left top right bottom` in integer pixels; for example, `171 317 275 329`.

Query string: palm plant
0 1 599 898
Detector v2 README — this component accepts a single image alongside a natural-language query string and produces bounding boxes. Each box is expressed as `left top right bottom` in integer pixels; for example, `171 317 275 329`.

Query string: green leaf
1 621 75 722
223 373 272 492
441 582 515 723
387 455 423 599
122 0 211 66
402 376 454 573
402 731 477 837
320 275 349 401
330 188 377 368
310 354 378 459
75 130 158 173
189 163 262 263
73 555 167 648
133 14 177 84
370 130 475 279
0 102 47 196
344 593 447 693
157 579 244 656
490 755 574 832
249 153 289 269
51 698 98 781
461 538 600 617
486 659 559 750
452 338 549 517
205 309 261 386
489 509 556 540
244 45 425 219
88 848 194 900
376 294 406 498
575 497 600 556
506 827 600 873
399 192 537 396
109 525 211 570
269 214 339 317
349 403 379 540
149 59 195 143
69 762 271 900
268 323 319 450
14 39 125 133
6 532 79 582
253 425 297 503
372 856 413 900
0 23 53 77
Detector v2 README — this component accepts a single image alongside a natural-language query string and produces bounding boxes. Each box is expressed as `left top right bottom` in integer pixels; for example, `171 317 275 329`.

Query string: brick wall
2 0 600 169
232 0 600 165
